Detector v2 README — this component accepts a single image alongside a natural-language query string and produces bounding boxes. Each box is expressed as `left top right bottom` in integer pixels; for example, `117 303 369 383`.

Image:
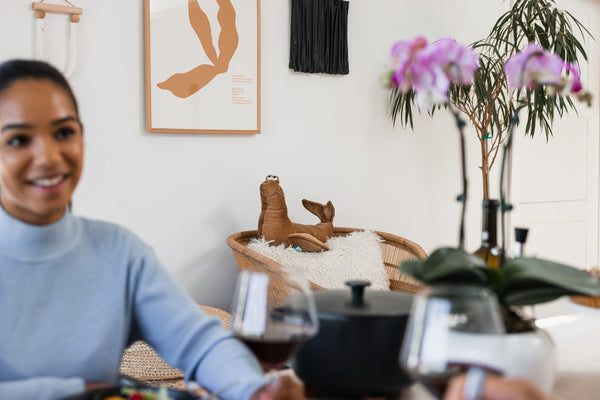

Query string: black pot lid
313 280 414 317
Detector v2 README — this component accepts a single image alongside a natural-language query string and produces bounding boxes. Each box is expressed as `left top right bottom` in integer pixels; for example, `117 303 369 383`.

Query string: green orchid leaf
400 260 428 281
502 257 600 300
504 286 580 306
400 248 489 284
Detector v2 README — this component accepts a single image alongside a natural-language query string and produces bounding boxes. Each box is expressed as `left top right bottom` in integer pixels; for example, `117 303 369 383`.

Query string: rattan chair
226 227 426 294
119 305 231 389
570 295 600 308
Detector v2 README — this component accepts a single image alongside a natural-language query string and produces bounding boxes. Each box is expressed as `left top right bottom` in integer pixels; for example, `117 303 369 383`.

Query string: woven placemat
119 305 232 382
120 340 184 381
201 305 232 329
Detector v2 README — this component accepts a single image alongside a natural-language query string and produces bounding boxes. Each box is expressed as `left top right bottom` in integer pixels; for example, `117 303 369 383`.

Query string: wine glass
231 270 319 371
400 285 506 399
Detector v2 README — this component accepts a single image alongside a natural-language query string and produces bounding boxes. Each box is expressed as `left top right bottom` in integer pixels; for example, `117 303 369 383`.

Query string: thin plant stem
450 108 468 250
499 114 519 265
498 51 544 263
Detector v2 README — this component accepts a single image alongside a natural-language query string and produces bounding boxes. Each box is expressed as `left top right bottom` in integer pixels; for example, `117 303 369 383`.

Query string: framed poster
144 0 261 134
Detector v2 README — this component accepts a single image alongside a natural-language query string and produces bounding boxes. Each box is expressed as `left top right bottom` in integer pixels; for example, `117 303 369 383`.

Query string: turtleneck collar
0 204 81 262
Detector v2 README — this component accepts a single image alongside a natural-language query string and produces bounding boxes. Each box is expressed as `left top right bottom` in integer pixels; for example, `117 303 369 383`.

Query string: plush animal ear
302 199 330 222
302 199 321 216
324 201 335 221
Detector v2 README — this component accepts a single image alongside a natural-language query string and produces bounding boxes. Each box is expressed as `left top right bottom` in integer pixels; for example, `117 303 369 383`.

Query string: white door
511 0 600 270
510 0 600 316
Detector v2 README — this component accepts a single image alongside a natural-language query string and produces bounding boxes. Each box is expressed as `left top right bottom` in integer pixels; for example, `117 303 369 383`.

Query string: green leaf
402 250 600 308
390 89 417 130
504 286 579 306
400 248 489 284
502 257 600 300
401 260 427 280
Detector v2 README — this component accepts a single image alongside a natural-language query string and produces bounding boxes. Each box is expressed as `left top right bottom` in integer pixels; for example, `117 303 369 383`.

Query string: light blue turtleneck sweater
0 206 267 400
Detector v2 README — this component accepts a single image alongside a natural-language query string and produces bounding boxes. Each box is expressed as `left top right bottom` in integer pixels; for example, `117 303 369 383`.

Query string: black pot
293 280 414 397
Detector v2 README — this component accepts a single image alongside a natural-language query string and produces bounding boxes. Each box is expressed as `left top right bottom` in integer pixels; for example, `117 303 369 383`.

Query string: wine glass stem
464 367 487 400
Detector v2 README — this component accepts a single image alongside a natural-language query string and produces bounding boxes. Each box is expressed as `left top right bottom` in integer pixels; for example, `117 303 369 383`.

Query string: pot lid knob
346 280 371 307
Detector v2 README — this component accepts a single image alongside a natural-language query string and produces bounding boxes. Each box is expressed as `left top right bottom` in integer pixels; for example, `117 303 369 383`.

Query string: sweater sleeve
128 243 268 400
0 376 84 400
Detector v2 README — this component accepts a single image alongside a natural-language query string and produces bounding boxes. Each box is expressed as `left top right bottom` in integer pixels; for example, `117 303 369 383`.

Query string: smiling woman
0 76 83 225
0 60 302 400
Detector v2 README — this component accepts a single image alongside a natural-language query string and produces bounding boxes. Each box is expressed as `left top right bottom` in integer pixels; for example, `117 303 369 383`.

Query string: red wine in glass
236 334 311 370
231 272 319 372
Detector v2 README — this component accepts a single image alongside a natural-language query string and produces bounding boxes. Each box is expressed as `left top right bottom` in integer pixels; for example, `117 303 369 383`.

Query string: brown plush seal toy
258 175 335 252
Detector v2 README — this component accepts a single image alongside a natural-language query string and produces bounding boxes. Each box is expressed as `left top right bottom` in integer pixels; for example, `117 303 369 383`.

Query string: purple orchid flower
504 43 586 98
564 63 583 94
504 44 564 89
426 38 479 85
390 36 478 110
391 36 428 92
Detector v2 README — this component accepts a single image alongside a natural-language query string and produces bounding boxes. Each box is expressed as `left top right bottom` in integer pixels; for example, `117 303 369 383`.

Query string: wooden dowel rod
32 3 83 16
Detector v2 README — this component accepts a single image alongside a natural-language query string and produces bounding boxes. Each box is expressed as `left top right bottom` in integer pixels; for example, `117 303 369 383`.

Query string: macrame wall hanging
289 0 349 75
32 1 83 78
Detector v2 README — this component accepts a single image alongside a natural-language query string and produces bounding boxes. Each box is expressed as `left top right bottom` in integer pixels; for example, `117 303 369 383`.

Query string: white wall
0 0 567 310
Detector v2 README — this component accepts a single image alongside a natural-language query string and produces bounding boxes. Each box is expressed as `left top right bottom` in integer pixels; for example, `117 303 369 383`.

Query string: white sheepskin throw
247 230 390 291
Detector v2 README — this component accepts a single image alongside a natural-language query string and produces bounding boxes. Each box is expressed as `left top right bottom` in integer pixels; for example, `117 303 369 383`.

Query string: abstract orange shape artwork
158 0 239 98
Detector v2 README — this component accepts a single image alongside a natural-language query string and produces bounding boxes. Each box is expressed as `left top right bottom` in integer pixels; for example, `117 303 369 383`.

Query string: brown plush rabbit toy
258 175 335 252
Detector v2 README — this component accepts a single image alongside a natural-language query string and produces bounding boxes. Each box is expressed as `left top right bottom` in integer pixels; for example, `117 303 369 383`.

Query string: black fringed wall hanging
289 0 349 75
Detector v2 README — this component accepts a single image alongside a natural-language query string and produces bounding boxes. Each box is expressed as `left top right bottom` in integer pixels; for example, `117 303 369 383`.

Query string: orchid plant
390 37 478 250
389 0 591 200
394 40 599 332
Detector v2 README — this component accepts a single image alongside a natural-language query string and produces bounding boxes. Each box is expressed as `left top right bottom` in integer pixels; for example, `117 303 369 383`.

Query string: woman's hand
443 374 550 400
252 375 304 400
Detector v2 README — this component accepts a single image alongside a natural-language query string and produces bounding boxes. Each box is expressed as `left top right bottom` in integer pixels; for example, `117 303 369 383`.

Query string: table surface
539 310 600 400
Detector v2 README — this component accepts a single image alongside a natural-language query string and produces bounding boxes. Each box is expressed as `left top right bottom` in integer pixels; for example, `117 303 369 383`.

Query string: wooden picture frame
144 0 261 134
